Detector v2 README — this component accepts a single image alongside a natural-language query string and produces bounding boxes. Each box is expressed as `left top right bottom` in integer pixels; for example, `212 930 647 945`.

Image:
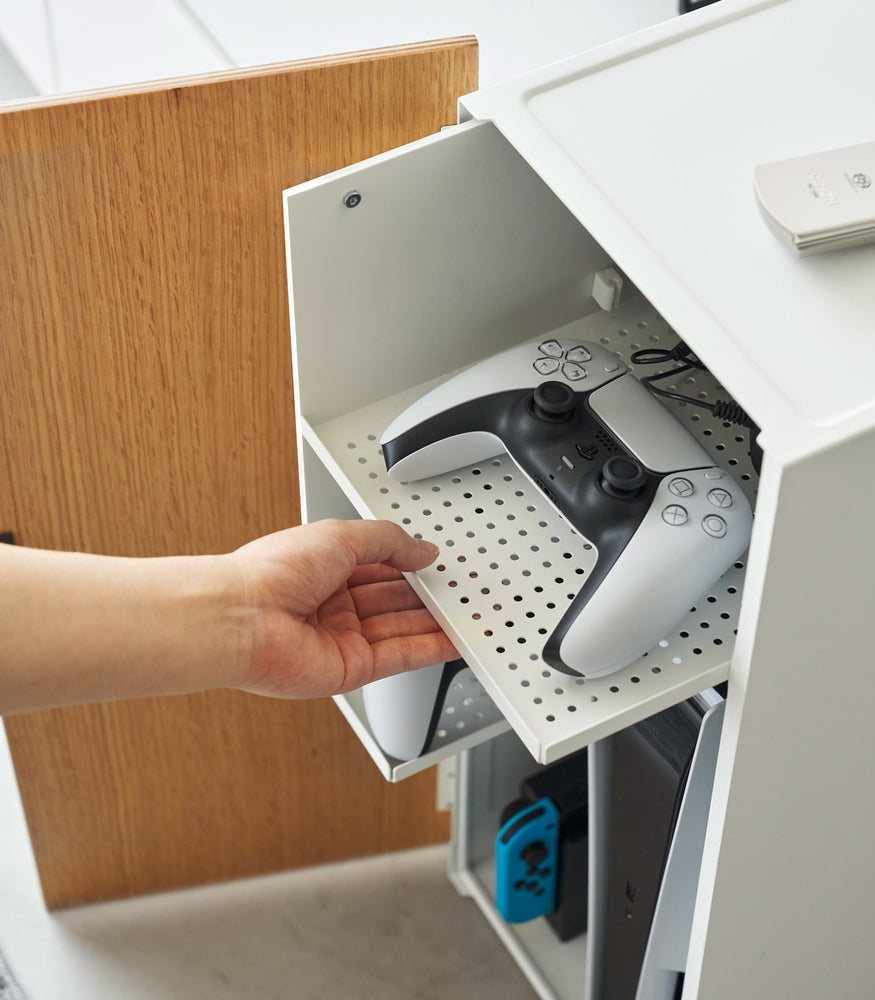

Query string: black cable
630 340 763 474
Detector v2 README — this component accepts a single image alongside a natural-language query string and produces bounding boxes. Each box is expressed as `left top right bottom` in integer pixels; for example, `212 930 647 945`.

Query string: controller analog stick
600 455 647 498
521 841 549 867
532 381 576 421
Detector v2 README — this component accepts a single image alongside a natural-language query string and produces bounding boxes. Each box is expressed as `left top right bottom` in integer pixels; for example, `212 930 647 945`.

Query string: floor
0 728 534 1000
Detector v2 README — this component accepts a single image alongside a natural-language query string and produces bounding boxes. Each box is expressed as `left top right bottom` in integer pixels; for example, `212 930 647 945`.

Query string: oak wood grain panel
0 38 478 908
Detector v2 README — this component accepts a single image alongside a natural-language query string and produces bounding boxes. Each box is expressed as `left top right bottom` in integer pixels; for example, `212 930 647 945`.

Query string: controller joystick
380 337 753 678
600 455 647 499
532 380 576 421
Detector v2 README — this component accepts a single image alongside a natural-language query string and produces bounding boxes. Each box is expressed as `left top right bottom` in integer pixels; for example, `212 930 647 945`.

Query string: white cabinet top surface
463 0 875 464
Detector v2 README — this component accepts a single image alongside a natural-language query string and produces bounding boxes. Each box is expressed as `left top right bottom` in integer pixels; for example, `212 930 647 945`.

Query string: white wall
0 0 677 101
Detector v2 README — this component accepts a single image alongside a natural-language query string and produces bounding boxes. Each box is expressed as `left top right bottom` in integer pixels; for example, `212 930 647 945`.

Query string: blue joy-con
495 797 560 923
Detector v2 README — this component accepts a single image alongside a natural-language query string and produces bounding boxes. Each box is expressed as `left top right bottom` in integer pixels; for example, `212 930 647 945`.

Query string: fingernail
420 540 440 558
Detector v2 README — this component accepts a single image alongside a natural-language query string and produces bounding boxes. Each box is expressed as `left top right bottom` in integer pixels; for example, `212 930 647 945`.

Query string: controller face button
534 357 561 376
514 879 526 890
708 488 733 508
600 455 647 498
669 477 695 497
566 346 592 363
702 514 728 538
539 339 565 358
562 361 587 381
662 504 689 526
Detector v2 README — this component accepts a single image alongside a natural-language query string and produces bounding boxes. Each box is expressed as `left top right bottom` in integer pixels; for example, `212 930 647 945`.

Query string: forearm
0 545 250 715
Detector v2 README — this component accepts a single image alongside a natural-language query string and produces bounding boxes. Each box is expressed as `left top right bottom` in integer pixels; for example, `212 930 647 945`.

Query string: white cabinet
285 1 875 996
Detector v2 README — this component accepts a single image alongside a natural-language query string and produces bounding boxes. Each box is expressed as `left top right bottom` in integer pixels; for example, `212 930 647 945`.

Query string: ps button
562 362 587 381
668 477 695 497
704 470 726 480
662 505 688 526
534 357 560 376
566 346 592 363
702 515 728 538
708 488 733 508
539 339 564 359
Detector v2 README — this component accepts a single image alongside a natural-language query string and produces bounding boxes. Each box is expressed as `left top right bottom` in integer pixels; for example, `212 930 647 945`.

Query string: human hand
227 519 459 700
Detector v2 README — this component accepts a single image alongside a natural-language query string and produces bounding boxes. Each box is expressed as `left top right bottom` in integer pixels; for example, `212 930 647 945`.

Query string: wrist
178 552 256 695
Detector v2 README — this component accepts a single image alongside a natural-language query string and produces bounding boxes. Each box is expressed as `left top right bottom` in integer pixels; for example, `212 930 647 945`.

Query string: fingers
370 632 461 677
360 608 445 644
350 578 425 619
347 563 406 588
318 519 440 574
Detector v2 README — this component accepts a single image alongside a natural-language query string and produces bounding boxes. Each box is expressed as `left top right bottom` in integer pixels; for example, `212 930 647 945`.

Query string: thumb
321 519 440 572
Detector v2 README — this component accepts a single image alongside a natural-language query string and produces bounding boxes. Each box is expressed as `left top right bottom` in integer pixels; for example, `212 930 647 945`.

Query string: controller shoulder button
538 339 564 358
500 805 546 845
704 469 727 480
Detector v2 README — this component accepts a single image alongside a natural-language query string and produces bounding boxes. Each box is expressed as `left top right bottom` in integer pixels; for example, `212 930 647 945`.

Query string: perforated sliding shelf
301 298 757 765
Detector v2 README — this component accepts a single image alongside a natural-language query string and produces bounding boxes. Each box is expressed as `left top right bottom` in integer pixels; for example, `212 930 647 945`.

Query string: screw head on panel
343 190 362 208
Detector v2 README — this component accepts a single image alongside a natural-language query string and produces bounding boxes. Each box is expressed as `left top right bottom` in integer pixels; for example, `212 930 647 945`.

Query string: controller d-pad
538 339 565 359
534 357 561 376
566 346 592 363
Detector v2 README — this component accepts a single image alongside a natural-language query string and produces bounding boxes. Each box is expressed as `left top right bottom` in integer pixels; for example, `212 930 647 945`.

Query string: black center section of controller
381 386 664 676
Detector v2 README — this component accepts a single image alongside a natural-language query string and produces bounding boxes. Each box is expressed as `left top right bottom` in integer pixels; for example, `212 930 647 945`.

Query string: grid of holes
323 305 756 736
427 668 506 750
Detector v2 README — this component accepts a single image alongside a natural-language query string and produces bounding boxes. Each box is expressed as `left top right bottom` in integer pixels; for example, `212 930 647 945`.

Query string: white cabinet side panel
285 121 611 426
687 434 875 999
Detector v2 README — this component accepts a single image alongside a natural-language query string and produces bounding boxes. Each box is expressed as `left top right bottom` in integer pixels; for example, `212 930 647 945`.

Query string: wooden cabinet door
0 37 478 908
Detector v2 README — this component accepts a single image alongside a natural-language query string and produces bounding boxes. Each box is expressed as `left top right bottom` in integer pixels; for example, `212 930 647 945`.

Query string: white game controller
380 338 753 678
362 660 502 762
